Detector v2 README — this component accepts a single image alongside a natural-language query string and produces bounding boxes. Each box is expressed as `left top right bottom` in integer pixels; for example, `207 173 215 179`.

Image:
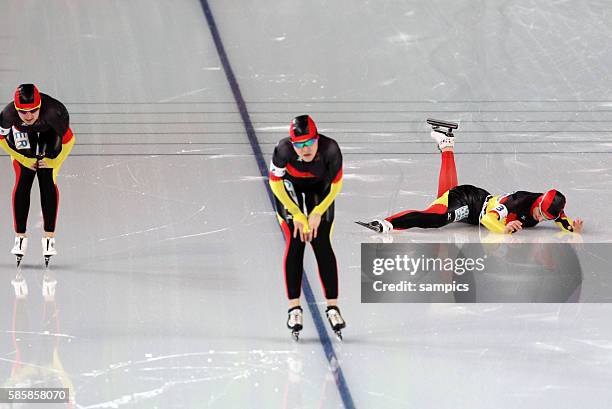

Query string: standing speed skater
269 115 346 340
0 84 75 266
358 119 583 236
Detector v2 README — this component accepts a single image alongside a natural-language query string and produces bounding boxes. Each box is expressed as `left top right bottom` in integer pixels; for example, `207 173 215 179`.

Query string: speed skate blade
355 221 381 232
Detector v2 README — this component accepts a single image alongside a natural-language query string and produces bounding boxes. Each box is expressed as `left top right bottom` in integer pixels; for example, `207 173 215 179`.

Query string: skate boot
42 237 57 267
11 274 28 299
430 130 454 151
326 306 346 340
287 306 303 341
42 273 58 302
355 219 393 233
11 236 28 267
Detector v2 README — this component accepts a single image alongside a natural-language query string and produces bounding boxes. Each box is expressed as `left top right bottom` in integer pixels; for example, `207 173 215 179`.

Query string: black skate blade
291 331 300 342
44 256 51 268
334 330 343 341
355 221 380 232
427 118 458 130
16 256 22 268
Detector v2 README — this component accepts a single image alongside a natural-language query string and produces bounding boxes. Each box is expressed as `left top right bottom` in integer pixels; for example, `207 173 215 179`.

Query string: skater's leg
36 168 58 236
385 192 451 230
279 214 306 338
430 130 458 197
12 160 36 235
309 221 346 335
278 216 306 305
310 219 338 303
36 168 58 262
437 151 458 198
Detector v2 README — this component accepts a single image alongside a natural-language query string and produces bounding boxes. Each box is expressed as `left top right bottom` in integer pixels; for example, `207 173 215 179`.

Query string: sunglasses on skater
292 137 318 149
537 202 556 221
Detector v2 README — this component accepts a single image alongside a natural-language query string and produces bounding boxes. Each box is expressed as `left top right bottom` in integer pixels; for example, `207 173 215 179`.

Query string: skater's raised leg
358 127 459 232
430 130 458 197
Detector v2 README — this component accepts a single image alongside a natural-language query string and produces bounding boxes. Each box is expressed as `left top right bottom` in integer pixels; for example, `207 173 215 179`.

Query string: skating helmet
290 115 317 142
538 189 566 220
14 84 41 111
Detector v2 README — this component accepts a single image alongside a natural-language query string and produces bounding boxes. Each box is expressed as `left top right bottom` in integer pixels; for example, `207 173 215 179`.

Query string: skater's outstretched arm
554 212 583 233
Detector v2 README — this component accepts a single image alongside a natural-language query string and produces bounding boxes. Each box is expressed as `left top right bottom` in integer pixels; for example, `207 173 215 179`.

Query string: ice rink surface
1 1 611 408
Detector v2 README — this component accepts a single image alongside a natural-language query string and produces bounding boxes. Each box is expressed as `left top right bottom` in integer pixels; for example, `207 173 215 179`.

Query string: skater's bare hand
308 213 322 239
504 220 523 234
293 220 311 242
572 218 584 233
37 159 49 168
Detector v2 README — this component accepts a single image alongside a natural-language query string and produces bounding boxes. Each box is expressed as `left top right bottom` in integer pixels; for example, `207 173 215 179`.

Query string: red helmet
538 189 566 220
289 115 317 142
14 84 41 111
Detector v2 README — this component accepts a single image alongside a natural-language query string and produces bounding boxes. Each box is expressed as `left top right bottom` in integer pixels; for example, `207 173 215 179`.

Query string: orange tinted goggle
537 201 556 221
15 102 41 113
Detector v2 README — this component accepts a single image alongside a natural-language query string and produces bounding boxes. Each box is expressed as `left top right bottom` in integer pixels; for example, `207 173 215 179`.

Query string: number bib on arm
12 126 31 150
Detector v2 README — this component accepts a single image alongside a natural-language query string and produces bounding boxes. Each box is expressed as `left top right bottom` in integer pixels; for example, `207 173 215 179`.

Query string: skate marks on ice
0 265 346 408
76 350 312 408
0 267 77 403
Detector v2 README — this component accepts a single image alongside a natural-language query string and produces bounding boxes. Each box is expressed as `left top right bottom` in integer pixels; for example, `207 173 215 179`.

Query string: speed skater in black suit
0 84 75 266
358 124 583 235
269 115 346 340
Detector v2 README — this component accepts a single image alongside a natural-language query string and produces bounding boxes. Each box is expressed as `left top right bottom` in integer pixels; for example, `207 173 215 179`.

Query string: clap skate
326 306 346 341
355 219 393 233
42 237 57 267
427 118 458 151
11 236 28 267
287 306 303 341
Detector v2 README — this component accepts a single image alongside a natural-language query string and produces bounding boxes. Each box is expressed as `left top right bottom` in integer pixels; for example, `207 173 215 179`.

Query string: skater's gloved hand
571 218 584 233
308 213 322 239
504 220 523 234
